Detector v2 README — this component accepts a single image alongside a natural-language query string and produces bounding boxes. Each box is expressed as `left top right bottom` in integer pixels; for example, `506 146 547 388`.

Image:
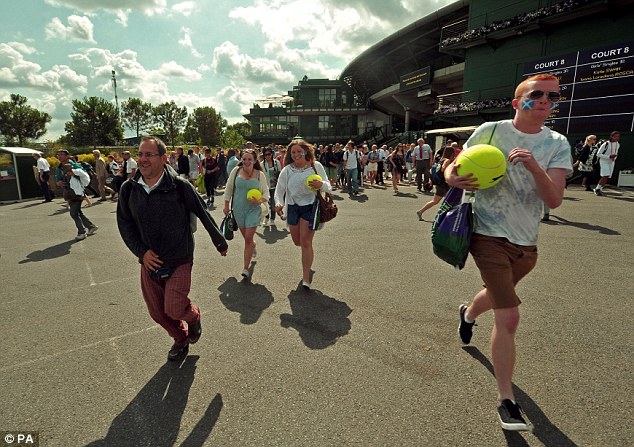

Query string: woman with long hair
223 149 269 279
274 139 331 289
388 143 406 193
416 146 456 220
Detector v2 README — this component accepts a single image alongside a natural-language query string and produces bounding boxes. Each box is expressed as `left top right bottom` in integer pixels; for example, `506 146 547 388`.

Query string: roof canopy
0 147 43 155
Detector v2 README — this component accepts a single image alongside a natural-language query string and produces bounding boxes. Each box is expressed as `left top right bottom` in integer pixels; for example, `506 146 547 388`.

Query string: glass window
319 89 337 108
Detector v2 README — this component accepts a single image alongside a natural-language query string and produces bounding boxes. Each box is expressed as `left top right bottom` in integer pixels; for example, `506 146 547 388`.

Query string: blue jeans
69 200 95 234
345 168 358 193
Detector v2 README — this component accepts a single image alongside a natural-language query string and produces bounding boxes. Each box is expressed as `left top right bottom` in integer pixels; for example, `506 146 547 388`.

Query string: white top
124 158 137 174
343 150 360 169
36 157 50 172
466 120 572 246
274 161 331 207
223 166 270 202
597 140 619 177
414 144 433 160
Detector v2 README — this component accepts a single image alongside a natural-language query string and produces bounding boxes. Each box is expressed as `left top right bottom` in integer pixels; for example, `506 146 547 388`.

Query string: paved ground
1 182 633 447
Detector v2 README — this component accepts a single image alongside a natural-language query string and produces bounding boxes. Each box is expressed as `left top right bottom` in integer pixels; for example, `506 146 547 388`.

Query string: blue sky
0 0 453 141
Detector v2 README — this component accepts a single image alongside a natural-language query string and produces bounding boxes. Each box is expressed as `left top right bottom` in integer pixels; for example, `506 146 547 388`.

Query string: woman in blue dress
223 149 269 279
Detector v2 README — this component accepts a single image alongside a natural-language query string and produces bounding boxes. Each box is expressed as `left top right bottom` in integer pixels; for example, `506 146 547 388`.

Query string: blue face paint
521 99 535 110
550 102 558 110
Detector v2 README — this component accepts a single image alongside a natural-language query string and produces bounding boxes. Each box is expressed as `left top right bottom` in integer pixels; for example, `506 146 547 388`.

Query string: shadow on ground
85 356 222 447
19 240 78 263
462 346 578 447
280 284 352 349
217 273 274 324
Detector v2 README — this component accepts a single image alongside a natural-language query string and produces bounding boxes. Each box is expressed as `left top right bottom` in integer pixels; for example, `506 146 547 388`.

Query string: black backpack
431 160 444 185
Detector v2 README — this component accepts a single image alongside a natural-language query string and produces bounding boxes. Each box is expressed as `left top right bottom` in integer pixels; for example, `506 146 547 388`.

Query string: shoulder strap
487 123 498 145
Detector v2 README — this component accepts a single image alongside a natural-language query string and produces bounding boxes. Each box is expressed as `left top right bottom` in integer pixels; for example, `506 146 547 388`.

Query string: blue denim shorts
286 203 314 226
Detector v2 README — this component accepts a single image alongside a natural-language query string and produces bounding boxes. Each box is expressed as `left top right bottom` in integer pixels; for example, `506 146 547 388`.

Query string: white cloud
211 41 295 88
158 61 202 81
178 27 203 59
44 0 168 27
172 1 196 17
7 42 37 55
45 15 96 43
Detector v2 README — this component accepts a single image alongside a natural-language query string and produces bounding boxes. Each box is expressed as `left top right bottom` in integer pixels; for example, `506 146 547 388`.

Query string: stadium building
244 0 633 181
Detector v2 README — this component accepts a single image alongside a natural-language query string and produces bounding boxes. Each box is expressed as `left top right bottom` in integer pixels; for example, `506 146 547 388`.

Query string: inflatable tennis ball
246 188 262 201
306 174 322 190
456 144 507 189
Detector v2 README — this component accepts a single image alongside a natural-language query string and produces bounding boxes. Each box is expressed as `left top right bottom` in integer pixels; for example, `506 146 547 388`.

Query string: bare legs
239 227 257 270
289 218 315 283
464 289 519 401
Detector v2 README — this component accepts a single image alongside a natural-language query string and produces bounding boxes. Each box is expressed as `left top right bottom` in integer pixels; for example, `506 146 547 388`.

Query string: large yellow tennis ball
456 144 507 189
246 188 262 201
306 174 322 190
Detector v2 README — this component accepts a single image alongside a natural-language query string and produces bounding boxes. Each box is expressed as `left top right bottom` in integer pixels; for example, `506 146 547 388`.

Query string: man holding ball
445 73 572 431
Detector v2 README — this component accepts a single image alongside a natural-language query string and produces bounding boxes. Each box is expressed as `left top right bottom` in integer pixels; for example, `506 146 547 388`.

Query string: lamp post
111 69 119 115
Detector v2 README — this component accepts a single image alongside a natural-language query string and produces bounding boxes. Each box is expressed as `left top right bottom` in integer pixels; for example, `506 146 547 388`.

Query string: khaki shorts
469 234 538 309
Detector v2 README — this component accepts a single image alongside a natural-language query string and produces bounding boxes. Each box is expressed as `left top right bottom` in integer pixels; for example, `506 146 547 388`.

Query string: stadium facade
244 0 633 177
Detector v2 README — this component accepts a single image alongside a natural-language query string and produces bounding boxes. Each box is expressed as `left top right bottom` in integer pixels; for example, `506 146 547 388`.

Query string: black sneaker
458 304 476 345
167 342 189 361
188 318 202 344
497 399 529 431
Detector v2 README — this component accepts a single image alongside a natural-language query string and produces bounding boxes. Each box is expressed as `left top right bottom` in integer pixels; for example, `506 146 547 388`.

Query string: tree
183 106 226 146
64 96 123 148
0 94 51 146
153 101 187 148
221 128 245 149
121 98 153 137
226 121 251 139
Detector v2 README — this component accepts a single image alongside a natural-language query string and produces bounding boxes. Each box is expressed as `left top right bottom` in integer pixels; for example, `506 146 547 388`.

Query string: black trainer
458 304 476 345
188 318 202 344
167 342 189 361
497 399 529 431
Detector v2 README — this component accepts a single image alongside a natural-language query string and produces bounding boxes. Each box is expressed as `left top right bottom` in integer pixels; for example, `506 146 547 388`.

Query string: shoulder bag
311 165 338 224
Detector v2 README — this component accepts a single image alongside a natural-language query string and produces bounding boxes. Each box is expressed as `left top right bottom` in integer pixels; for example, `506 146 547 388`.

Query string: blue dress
232 176 261 228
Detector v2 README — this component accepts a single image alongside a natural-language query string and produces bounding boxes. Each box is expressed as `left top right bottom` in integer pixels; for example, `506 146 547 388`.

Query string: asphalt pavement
1 181 632 447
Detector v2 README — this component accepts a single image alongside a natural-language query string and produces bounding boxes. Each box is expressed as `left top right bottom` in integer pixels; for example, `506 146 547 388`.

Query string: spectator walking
448 74 572 431
92 150 115 201
33 152 53 202
415 146 456 220
274 139 331 289
223 149 269 280
594 131 620 196
412 138 433 192
117 136 228 362
55 149 98 240
342 141 361 196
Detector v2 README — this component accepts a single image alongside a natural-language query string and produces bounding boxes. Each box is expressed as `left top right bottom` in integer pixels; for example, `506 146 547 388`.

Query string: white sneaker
87 226 98 236
75 233 87 241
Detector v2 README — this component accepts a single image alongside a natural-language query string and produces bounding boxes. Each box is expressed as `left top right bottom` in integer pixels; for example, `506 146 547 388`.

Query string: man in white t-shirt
33 153 53 202
342 140 361 195
447 73 571 431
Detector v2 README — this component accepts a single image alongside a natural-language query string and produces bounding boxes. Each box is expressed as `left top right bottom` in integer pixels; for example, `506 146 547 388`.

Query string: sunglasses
523 90 561 102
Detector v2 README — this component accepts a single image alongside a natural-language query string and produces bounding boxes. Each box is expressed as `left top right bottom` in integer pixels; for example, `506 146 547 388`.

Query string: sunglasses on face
523 90 561 102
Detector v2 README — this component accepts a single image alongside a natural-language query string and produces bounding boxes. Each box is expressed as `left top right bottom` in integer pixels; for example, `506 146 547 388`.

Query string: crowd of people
38 93 624 431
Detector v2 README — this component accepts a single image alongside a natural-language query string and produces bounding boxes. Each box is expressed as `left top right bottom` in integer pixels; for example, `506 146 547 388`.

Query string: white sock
464 312 474 324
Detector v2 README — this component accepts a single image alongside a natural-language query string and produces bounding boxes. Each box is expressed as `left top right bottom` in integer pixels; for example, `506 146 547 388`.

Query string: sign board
400 67 431 92
523 41 634 134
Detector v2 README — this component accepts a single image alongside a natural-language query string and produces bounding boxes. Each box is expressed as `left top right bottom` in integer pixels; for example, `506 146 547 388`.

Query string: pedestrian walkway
0 184 632 446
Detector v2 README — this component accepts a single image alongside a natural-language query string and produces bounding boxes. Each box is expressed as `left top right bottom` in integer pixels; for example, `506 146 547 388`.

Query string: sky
0 0 454 141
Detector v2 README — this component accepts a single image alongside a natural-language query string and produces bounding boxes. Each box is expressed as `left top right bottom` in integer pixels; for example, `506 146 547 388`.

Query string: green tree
221 128 245 149
0 94 51 146
226 121 251 138
121 98 153 137
183 106 226 146
64 96 123 148
153 101 187 148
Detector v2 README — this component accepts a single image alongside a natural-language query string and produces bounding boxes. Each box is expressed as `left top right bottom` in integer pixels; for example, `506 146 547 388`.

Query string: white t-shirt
274 161 331 207
125 157 137 174
36 157 50 172
466 120 572 246
343 150 360 169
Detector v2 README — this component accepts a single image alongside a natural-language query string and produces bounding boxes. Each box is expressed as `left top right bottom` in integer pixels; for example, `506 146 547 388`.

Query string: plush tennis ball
246 188 262 201
306 174 322 190
456 144 507 189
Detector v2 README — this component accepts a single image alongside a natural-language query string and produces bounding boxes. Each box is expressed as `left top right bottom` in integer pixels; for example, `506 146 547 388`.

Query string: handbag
430 187 474 270
312 165 338 224
220 212 235 240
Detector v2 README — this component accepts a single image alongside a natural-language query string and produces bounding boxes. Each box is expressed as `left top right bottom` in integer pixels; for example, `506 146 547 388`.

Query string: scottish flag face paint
550 102 558 110
521 99 535 110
